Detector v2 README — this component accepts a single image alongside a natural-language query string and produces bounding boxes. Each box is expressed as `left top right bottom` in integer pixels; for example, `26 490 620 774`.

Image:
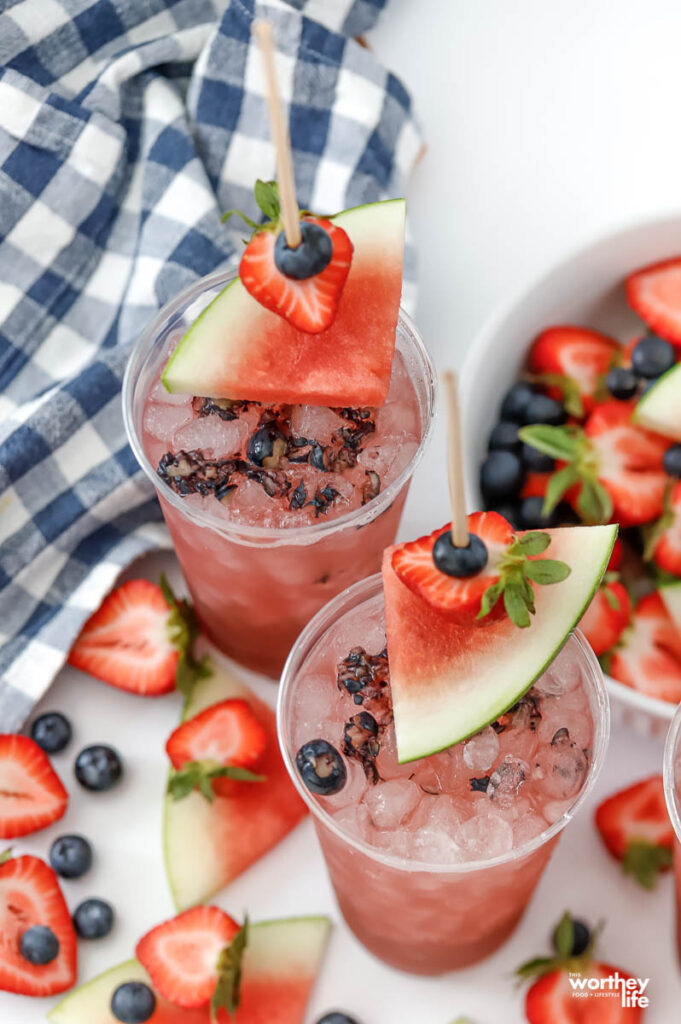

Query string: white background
6 2 681 1022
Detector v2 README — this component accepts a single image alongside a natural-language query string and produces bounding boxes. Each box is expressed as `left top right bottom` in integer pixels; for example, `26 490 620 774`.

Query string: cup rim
277 572 611 874
122 269 436 545
663 703 681 841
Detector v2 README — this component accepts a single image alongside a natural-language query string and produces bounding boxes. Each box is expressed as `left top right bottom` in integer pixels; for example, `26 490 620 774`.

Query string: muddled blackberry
337 647 391 722
361 470 381 505
470 775 491 793
343 711 380 783
289 480 307 509
192 396 255 421
157 450 238 500
308 485 340 516
492 693 542 733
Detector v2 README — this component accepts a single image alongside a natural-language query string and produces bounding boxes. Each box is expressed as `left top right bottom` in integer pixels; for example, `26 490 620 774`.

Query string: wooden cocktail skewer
442 370 470 548
253 19 302 249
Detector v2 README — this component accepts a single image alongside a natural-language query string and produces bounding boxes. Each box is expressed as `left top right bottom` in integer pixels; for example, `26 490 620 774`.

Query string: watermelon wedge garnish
48 916 331 1024
163 663 307 910
162 198 405 408
633 361 681 441
383 523 617 762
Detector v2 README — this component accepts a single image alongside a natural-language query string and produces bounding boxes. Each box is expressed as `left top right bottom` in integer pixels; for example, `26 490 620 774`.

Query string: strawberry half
609 592 681 703
391 511 570 627
521 401 669 527
136 905 241 1009
227 180 353 333
649 479 681 575
0 735 67 839
68 576 208 697
518 913 644 1023
595 775 673 888
627 256 681 346
579 580 631 657
528 325 620 417
166 698 266 801
0 852 77 996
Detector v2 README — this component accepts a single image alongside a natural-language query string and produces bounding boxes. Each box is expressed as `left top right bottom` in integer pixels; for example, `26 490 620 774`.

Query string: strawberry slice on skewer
595 775 673 889
0 735 67 839
627 256 681 346
528 325 620 417
609 592 681 703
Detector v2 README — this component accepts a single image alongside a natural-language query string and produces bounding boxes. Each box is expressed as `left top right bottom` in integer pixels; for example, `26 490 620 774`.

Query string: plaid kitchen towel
0 0 423 729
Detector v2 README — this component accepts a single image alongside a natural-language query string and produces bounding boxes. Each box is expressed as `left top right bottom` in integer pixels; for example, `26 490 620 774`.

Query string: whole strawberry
518 913 646 1022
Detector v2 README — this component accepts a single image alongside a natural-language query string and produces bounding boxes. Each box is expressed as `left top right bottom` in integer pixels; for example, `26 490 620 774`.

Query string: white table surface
6 2 681 1021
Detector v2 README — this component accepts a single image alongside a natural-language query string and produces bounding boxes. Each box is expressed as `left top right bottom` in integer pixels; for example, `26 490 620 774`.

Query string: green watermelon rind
390 524 618 763
161 198 406 398
632 361 681 441
47 916 331 1024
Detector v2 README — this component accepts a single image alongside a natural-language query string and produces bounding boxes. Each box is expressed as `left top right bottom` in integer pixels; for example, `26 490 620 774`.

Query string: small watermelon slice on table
48 915 331 1024
163 663 307 910
633 361 681 441
383 521 617 762
162 199 405 408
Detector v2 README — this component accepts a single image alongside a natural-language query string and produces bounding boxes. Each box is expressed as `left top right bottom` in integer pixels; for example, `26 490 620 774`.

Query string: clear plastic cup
278 574 610 973
663 703 681 963
123 270 435 677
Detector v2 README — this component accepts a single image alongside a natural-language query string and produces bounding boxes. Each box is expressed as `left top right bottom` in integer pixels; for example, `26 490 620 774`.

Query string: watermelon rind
632 361 681 441
161 199 406 407
386 524 617 763
48 916 331 1023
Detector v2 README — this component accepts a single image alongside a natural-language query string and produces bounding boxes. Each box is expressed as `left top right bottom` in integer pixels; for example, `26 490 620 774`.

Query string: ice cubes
463 726 500 772
410 826 461 864
173 415 248 456
487 755 529 807
458 810 513 859
363 778 421 829
533 728 587 800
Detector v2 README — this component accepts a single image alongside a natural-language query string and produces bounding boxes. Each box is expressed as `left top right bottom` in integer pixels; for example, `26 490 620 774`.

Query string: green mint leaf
515 956 557 981
167 770 199 802
552 912 575 959
220 208 262 230
520 574 536 613
602 585 620 611
561 378 584 419
503 582 532 628
210 766 265 783
576 479 613 525
518 424 581 461
167 760 264 804
0 848 13 866
542 464 580 515
515 531 551 556
622 840 673 890
254 179 280 221
477 581 503 620
523 558 571 585
211 918 249 1019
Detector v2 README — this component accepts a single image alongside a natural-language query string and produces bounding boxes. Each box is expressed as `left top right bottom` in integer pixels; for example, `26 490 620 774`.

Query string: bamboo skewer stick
442 370 470 548
253 20 302 249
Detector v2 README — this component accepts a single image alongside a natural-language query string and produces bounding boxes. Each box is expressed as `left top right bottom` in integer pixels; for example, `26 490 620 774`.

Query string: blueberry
111 982 157 1024
480 451 525 500
20 925 59 965
274 222 333 280
50 834 93 879
551 917 591 957
247 425 285 467
73 898 114 939
517 496 563 530
664 444 681 477
631 335 675 379
74 745 123 792
521 443 556 473
488 421 520 452
30 712 72 754
315 1014 361 1024
432 531 488 577
296 739 347 796
500 382 536 423
606 366 638 401
522 394 568 426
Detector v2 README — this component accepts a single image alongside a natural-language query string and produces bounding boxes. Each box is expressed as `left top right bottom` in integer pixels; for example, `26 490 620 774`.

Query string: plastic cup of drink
278 574 610 974
123 270 435 677
663 702 681 964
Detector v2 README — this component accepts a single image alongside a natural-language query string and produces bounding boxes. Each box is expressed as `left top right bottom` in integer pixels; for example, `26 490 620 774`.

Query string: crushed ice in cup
363 779 421 828
458 810 514 859
463 726 500 772
487 755 529 806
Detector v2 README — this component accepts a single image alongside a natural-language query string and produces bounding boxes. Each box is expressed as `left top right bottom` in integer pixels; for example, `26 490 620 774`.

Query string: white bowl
461 213 681 740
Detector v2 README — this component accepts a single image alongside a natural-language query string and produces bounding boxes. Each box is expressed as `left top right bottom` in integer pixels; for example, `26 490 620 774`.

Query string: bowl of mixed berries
461 215 681 736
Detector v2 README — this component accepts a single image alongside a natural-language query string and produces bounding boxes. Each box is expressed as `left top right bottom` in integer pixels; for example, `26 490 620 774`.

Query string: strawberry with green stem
528 326 621 418
520 400 669 527
595 775 673 889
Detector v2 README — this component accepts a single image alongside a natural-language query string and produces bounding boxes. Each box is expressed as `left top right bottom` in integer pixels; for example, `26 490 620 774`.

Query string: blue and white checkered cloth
0 0 423 729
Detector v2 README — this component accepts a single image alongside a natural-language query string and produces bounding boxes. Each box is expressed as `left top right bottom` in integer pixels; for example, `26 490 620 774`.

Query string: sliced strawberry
609 592 681 702
595 775 673 888
0 735 67 839
650 480 681 575
526 964 644 1023
391 511 570 627
579 580 631 657
68 577 205 697
528 326 620 417
607 536 624 572
0 852 77 996
627 256 681 346
136 905 240 1008
239 214 353 334
522 472 552 499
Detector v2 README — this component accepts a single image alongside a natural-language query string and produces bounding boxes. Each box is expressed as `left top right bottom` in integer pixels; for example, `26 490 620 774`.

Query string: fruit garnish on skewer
595 775 673 889
383 371 617 762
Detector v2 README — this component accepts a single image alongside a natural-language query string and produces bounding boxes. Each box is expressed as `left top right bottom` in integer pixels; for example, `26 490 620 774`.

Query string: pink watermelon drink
123 195 435 677
279 513 614 973
663 702 681 964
